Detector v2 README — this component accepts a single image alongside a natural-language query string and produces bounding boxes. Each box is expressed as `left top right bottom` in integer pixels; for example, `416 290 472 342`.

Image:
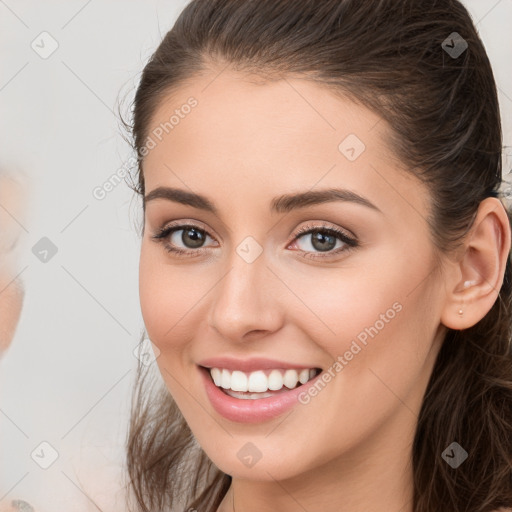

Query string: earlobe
441 197 511 331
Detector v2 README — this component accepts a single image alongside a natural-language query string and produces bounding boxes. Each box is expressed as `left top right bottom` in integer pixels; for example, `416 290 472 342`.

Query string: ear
441 197 511 330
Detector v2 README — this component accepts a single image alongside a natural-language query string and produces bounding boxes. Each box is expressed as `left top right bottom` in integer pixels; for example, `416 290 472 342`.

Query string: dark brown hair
124 1 512 510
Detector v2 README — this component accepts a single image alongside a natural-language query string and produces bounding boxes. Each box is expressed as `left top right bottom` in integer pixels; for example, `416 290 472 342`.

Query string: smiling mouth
202 366 323 400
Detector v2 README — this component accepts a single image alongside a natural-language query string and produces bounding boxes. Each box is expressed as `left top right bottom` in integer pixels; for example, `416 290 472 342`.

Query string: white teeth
209 367 319 393
248 371 268 392
221 369 231 389
268 369 284 390
225 389 276 399
299 369 310 384
211 368 222 387
230 371 247 392
283 369 299 389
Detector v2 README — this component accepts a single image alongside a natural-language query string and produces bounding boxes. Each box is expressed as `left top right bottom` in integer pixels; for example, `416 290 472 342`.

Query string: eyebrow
144 186 381 214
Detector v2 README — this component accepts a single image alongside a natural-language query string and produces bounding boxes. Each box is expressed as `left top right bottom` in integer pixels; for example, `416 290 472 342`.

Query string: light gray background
0 1 511 511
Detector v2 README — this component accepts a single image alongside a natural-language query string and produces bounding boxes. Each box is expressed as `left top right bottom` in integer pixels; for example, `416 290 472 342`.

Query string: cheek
138 244 210 355
285 248 438 376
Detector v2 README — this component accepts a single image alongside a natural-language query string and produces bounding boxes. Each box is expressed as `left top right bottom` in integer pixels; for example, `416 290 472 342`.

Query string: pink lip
198 365 322 423
197 356 320 373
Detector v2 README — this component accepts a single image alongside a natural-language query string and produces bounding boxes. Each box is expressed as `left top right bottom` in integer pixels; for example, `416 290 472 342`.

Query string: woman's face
139 69 448 481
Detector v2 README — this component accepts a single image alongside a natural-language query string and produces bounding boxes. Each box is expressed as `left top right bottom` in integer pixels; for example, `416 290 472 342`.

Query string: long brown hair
124 1 512 510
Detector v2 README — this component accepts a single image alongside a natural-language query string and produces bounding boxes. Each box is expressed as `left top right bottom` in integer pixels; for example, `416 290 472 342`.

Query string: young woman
125 1 512 511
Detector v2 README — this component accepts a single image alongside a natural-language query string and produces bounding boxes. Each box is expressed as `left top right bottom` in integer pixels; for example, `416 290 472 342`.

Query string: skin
139 67 511 512
0 275 23 355
0 173 25 357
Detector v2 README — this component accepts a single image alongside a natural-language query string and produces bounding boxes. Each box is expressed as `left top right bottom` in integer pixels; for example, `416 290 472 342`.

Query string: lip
197 356 320 373
198 364 322 423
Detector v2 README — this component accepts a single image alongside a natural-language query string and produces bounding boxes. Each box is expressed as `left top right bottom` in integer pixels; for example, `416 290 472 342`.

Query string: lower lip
199 366 321 423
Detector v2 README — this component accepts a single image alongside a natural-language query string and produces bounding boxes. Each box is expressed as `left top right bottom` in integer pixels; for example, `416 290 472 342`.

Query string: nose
207 247 283 343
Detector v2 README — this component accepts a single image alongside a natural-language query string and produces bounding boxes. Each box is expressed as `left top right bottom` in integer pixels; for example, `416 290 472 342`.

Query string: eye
289 222 358 259
151 222 217 258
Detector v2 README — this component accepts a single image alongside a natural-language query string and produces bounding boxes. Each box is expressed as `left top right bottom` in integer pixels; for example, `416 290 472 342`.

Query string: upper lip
198 356 321 372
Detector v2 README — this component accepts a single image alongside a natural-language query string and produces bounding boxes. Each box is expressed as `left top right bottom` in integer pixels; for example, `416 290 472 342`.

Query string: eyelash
151 221 359 260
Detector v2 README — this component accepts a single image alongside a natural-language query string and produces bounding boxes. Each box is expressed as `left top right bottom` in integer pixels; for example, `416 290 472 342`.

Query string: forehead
144 68 383 160
141 69 429 220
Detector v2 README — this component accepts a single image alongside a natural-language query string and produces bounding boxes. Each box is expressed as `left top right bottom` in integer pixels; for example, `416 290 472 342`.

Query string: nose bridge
208 237 282 341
